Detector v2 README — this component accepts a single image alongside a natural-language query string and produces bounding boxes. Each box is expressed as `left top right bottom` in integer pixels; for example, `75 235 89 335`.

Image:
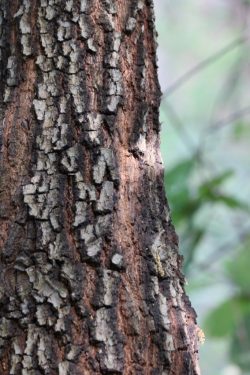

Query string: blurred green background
155 1 250 374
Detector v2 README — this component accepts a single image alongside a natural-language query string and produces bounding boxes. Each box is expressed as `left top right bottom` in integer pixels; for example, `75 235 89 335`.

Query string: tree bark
0 0 200 374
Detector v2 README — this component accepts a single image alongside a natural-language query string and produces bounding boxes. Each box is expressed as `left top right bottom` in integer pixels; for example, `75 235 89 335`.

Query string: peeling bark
0 0 200 374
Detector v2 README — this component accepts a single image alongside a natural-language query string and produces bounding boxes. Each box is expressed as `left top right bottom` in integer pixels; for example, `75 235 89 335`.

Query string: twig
209 106 250 132
161 101 197 154
162 36 247 98
193 225 250 274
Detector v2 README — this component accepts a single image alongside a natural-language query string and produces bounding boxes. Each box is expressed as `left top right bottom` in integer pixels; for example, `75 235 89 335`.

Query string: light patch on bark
95 308 123 373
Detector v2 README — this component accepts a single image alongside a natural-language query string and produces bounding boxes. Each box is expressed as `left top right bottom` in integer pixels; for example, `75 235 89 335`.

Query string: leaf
233 121 250 140
226 242 250 292
204 296 250 338
198 170 249 211
171 197 201 226
230 314 250 371
216 194 248 210
164 159 196 225
199 170 234 192
165 158 194 194
208 193 248 210
183 227 206 271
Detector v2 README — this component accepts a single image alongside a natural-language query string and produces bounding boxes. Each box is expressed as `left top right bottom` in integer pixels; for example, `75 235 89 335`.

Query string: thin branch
193 225 250 274
208 106 250 132
161 101 197 154
195 106 250 161
162 101 216 173
162 36 247 98
206 53 245 128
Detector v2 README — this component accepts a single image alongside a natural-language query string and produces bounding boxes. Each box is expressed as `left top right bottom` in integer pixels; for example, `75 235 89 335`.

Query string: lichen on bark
0 0 200 374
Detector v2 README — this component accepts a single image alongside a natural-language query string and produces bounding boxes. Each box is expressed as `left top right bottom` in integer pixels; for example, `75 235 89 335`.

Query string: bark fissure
0 0 200 374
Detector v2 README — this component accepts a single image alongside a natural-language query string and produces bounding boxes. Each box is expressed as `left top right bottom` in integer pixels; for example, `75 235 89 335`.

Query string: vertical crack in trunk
0 0 200 374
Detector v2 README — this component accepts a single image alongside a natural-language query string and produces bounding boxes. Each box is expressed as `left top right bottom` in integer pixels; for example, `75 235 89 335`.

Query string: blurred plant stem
194 225 250 274
162 35 247 98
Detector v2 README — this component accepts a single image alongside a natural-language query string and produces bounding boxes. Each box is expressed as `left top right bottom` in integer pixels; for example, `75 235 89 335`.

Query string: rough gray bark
0 0 200 374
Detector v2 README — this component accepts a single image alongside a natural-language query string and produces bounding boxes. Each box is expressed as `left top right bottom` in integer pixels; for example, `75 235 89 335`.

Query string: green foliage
158 1 250 372
164 142 250 371
233 121 250 140
231 315 250 371
164 161 248 272
164 159 197 225
205 294 250 371
203 242 250 371
226 240 250 294
165 163 247 225
198 170 248 210
205 297 250 338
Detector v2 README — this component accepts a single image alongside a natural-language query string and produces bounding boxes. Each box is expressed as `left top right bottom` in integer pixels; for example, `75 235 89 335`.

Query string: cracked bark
0 0 200 374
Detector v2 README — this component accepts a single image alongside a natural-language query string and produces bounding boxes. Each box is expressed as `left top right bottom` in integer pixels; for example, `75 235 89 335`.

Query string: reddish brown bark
0 1 200 374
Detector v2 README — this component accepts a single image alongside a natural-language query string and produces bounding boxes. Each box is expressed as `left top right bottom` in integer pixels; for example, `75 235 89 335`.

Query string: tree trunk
0 0 200 374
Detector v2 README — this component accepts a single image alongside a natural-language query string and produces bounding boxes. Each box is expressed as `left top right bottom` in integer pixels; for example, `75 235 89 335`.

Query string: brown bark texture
0 0 200 374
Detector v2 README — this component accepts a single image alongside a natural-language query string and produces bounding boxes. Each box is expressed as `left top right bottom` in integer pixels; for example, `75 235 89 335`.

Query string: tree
0 0 200 374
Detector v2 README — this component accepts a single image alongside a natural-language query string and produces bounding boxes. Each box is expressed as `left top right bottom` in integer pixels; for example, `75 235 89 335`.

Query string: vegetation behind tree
156 1 250 374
